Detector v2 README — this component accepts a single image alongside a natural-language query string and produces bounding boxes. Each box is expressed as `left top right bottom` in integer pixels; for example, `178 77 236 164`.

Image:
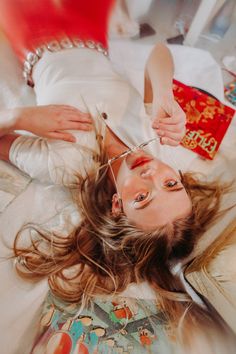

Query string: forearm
145 43 174 101
0 133 20 161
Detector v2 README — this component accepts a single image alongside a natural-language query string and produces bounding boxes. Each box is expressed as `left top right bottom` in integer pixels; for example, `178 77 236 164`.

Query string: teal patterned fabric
32 292 175 354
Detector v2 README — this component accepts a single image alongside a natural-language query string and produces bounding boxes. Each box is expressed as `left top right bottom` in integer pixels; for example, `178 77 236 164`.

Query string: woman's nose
140 167 156 179
139 167 166 191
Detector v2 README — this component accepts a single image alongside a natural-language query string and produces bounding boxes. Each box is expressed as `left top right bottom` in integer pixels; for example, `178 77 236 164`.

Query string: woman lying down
0 0 235 353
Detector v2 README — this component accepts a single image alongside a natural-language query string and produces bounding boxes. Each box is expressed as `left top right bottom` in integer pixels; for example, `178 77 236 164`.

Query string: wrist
152 81 174 98
153 90 174 105
0 108 22 134
12 107 29 130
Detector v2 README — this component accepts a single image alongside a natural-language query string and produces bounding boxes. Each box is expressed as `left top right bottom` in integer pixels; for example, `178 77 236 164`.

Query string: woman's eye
165 180 178 188
134 192 149 203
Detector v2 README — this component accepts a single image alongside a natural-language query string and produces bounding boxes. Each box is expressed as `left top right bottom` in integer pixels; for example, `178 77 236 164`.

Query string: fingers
153 121 185 132
152 117 185 128
160 137 180 147
52 104 88 114
155 128 184 141
48 131 76 143
153 121 186 146
151 100 186 147
68 112 92 123
152 112 186 126
155 122 186 135
65 111 92 124
152 112 186 147
61 121 93 131
50 105 93 123
152 106 186 127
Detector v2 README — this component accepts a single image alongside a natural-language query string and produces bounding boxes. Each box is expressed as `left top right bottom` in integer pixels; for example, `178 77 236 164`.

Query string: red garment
0 0 115 61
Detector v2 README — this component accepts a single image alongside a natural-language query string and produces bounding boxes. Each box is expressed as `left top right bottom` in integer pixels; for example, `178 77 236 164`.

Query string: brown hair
14 159 235 352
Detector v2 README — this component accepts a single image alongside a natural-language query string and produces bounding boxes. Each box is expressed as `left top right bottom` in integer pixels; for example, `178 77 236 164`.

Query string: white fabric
0 162 81 354
0 39 236 354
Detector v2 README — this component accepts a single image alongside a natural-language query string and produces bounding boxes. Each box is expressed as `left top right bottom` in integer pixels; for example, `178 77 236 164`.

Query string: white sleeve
9 135 99 186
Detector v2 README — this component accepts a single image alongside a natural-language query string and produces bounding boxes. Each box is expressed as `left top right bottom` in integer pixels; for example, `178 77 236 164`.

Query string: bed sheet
0 37 236 354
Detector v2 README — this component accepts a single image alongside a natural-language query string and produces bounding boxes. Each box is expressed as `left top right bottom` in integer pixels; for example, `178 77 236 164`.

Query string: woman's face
111 151 192 229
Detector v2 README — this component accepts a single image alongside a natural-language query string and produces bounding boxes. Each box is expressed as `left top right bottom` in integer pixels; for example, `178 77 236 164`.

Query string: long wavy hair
14 149 235 352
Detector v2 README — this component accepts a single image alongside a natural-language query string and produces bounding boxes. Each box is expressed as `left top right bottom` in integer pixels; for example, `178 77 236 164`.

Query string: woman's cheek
120 176 143 198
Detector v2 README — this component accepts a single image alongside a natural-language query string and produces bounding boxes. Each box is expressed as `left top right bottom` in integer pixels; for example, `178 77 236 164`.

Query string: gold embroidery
181 129 217 158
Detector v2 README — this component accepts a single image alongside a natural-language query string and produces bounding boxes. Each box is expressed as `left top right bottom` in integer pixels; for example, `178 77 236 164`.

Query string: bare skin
144 43 186 147
105 126 192 230
111 150 192 229
0 105 92 140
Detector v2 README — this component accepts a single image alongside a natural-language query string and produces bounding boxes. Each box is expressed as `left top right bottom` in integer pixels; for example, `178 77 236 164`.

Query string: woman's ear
111 193 122 217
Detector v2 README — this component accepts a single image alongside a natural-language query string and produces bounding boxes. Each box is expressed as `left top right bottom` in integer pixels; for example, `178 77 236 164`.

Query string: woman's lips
131 157 153 170
125 151 153 169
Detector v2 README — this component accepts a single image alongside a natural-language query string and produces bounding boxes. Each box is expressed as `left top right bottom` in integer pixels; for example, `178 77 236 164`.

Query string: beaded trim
23 38 109 87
